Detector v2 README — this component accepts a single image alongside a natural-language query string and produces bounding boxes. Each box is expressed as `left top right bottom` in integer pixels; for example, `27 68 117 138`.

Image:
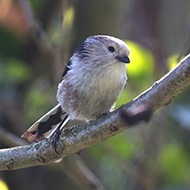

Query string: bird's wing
62 60 72 78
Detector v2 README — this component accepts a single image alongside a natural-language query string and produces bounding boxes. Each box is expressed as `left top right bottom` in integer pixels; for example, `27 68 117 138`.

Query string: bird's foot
51 129 61 154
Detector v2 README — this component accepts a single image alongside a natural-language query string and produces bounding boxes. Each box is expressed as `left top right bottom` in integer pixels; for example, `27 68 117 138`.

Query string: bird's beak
116 55 130 64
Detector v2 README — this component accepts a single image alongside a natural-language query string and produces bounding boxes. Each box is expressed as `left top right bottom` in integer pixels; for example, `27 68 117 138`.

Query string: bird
22 35 130 148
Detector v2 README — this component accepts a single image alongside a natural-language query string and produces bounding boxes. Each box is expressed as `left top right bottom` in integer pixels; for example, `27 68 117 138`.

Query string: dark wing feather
62 60 72 78
37 106 65 135
22 104 66 142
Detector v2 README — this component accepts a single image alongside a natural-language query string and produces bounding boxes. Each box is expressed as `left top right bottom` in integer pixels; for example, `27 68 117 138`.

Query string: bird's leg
51 113 69 153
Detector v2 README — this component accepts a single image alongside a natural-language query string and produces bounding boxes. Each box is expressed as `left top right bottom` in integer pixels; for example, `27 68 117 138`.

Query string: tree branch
0 54 190 171
19 0 55 52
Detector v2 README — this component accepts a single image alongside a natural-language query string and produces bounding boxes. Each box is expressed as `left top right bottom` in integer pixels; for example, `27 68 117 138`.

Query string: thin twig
19 0 55 52
0 126 27 147
51 155 105 190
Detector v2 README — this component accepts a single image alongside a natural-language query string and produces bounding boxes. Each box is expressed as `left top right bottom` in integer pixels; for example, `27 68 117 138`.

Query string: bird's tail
21 104 70 142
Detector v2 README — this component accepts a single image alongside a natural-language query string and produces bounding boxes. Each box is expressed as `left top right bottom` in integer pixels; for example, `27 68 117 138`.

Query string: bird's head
73 35 130 68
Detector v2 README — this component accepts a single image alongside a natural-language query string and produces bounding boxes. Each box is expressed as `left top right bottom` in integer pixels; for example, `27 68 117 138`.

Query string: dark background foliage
0 0 190 189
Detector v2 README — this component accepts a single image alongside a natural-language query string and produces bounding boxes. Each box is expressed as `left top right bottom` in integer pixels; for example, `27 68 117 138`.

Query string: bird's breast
57 63 127 120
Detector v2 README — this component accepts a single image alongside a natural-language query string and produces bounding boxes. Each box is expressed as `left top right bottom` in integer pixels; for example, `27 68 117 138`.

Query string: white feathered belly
57 63 127 121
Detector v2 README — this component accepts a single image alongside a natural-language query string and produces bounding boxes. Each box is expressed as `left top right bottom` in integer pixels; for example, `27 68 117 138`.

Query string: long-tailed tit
22 35 130 146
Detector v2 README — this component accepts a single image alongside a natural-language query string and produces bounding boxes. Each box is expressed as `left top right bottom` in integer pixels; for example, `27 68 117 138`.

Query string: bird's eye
108 46 115 52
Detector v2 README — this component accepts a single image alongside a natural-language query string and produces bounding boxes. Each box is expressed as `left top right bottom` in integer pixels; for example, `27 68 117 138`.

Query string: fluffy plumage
22 35 130 142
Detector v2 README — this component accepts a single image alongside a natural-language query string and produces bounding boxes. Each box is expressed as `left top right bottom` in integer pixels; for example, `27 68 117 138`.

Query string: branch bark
0 54 190 171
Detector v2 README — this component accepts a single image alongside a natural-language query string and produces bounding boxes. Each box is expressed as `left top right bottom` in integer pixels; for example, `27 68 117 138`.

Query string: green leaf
24 88 50 121
29 0 44 14
105 132 138 160
0 180 9 190
4 59 31 83
125 40 155 79
88 144 106 161
115 88 134 109
88 133 138 161
160 143 189 186
0 27 21 57
167 54 184 71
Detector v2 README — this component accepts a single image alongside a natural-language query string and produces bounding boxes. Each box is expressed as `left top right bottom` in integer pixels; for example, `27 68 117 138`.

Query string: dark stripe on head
74 41 90 60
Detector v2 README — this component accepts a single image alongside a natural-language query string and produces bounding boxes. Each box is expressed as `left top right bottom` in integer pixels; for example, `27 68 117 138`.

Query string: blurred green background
0 0 190 190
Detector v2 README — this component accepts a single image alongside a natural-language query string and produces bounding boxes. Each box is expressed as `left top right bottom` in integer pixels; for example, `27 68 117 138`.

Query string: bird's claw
51 130 61 154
